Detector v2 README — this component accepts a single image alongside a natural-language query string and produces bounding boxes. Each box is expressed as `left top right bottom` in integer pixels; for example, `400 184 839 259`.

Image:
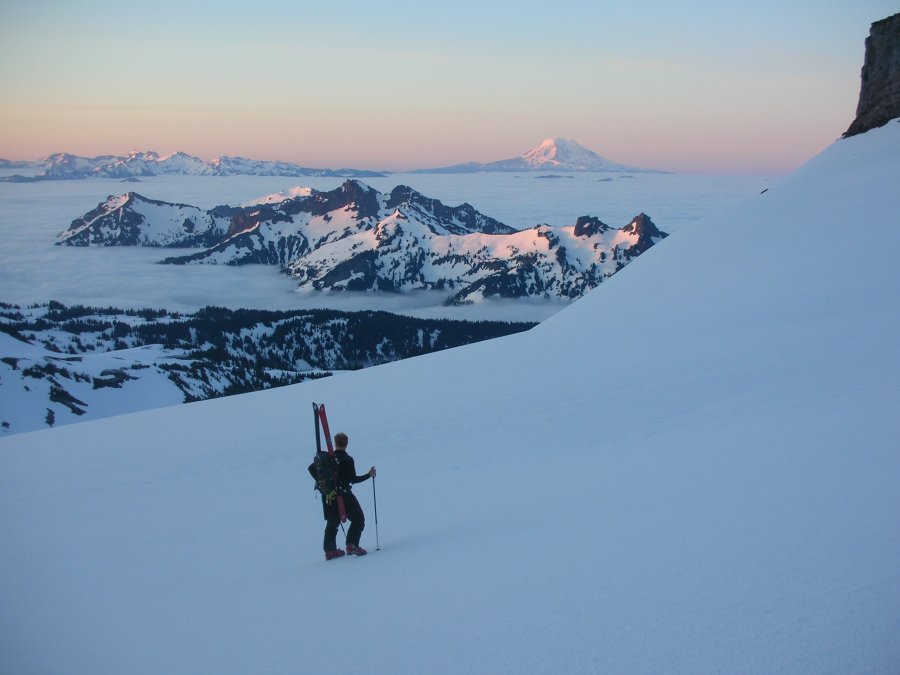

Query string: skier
334 432 376 555
309 431 376 559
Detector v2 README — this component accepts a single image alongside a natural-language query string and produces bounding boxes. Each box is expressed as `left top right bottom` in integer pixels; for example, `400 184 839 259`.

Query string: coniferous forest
1 301 535 403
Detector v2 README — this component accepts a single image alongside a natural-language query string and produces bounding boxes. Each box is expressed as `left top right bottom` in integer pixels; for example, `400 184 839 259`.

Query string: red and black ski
313 402 347 523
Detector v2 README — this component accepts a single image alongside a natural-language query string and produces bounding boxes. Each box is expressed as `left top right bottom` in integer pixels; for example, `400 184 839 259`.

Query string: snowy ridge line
57 180 668 304
0 149 386 182
59 192 227 248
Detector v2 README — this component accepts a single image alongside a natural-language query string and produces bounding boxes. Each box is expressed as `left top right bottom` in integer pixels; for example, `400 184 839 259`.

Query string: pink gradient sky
0 1 895 174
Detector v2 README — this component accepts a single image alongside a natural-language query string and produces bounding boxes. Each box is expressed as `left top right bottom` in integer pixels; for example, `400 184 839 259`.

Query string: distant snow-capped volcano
522 138 619 170
413 137 659 174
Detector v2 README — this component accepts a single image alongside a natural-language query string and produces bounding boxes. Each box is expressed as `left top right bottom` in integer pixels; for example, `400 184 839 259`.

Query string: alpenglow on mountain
413 137 659 173
57 180 667 304
0 150 385 181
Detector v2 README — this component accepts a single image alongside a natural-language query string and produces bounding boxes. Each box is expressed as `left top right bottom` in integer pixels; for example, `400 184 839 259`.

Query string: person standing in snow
335 432 375 555
309 431 376 559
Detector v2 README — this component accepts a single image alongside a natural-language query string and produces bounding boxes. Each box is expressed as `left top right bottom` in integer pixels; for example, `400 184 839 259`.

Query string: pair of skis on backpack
312 402 348 523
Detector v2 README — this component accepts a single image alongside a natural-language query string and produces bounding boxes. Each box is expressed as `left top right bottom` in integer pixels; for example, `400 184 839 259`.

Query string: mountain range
412 137 659 173
57 180 668 304
1 138 655 180
0 150 385 182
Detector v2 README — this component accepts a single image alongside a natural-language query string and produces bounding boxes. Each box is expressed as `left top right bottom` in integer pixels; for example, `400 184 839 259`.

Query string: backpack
313 450 341 504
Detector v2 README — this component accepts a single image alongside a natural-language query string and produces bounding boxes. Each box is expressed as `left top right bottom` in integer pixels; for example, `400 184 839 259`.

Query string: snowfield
1 121 898 673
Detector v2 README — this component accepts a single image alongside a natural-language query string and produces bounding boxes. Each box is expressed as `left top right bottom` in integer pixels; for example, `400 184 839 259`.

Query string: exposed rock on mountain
58 193 229 247
384 185 515 235
58 180 668 304
844 12 900 137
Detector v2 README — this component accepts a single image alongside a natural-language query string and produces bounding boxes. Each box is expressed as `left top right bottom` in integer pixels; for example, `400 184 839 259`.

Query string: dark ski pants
322 491 365 551
323 503 341 552
344 491 365 547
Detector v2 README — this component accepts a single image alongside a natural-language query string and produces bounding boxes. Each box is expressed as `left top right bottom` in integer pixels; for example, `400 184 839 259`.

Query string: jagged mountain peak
126 149 161 161
385 184 517 235
623 213 660 234
43 152 80 163
619 213 665 255
58 191 224 249
303 179 381 218
386 183 450 211
56 183 665 302
337 178 378 200
116 191 197 210
386 184 422 204
94 191 145 211
573 215 611 237
341 178 372 190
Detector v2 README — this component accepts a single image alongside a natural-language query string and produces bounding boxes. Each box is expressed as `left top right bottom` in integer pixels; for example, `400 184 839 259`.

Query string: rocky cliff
844 12 900 137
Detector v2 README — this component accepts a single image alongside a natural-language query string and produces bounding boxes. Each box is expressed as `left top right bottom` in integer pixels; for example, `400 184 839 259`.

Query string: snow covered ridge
0 150 385 182
57 180 668 304
59 192 228 248
412 137 662 173
0 302 533 435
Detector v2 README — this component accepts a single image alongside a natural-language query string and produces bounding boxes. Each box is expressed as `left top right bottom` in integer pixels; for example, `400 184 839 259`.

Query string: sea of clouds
0 171 773 321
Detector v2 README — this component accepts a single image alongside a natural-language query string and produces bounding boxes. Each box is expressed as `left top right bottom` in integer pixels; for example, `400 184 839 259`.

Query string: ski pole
372 475 380 551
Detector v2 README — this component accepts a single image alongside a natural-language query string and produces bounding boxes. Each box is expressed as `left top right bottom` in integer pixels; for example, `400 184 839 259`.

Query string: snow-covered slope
1 121 898 673
242 186 315 206
414 137 658 173
284 211 664 303
0 331 186 431
0 150 385 181
57 192 230 247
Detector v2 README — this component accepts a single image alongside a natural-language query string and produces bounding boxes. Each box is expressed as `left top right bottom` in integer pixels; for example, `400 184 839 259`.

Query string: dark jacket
307 450 370 492
335 449 370 491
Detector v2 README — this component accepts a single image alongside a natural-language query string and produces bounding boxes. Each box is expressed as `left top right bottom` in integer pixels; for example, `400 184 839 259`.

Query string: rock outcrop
844 13 900 137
